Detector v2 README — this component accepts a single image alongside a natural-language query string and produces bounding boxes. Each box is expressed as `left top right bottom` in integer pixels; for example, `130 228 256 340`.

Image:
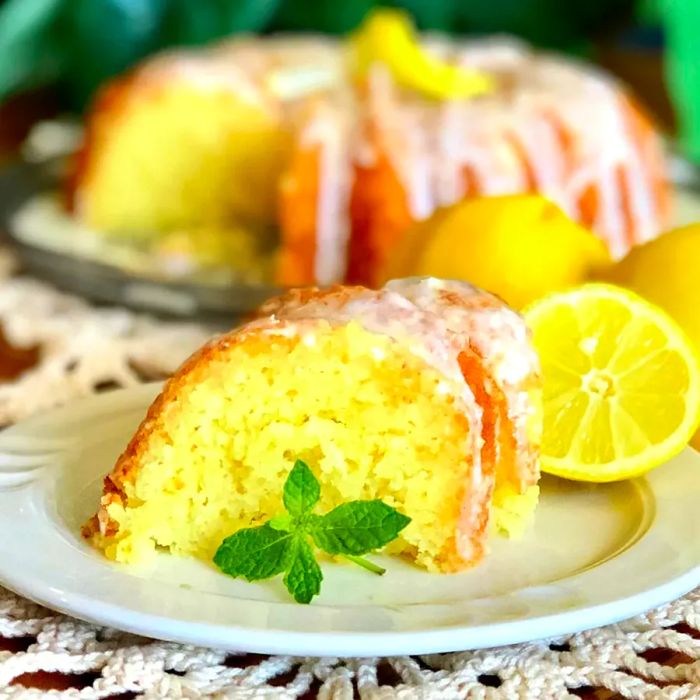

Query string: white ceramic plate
1 383 700 657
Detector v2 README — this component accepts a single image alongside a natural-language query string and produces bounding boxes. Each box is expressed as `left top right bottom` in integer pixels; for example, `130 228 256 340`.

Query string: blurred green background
0 0 698 162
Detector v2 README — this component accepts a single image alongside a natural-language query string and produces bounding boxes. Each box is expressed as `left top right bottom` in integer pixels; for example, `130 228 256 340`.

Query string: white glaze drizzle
297 99 353 285
365 38 664 260
385 277 541 491
82 34 666 283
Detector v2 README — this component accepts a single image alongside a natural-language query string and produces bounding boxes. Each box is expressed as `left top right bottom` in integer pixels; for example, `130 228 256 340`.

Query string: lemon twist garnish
350 8 494 100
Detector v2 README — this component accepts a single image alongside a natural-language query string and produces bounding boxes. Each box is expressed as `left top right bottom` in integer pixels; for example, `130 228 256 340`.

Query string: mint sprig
213 460 411 604
283 459 321 516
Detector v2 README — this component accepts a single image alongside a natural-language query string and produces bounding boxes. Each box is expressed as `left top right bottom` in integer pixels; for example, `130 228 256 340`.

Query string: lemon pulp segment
525 284 700 481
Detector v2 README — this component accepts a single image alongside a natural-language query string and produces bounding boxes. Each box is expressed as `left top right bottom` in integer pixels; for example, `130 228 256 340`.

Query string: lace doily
1 249 700 699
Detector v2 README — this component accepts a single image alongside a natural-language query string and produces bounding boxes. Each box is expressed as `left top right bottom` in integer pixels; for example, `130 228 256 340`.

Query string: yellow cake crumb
95 322 478 572
491 483 540 538
80 83 289 237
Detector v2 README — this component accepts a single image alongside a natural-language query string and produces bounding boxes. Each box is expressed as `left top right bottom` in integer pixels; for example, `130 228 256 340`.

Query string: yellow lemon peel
350 8 494 100
603 223 700 450
383 194 610 309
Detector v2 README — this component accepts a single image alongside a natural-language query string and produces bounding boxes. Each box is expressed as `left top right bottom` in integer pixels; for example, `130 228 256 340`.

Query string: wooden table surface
0 57 685 698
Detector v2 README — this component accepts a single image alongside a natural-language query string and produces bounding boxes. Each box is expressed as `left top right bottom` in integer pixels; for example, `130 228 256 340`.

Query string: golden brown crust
67 69 142 212
256 285 374 319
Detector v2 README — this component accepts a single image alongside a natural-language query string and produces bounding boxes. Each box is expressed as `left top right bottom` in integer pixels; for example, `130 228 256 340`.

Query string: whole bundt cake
67 12 669 286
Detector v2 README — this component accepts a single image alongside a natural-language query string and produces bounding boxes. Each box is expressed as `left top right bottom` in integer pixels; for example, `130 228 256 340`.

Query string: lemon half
524 284 700 482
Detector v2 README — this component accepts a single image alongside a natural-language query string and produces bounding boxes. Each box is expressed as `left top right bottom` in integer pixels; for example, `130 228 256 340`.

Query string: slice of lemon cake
84 280 541 572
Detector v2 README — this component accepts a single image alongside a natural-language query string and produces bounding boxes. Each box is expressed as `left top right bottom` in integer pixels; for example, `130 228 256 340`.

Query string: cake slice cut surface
85 314 487 572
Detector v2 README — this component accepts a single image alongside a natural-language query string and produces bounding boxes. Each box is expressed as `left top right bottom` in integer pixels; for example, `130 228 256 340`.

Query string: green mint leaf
298 512 322 532
283 535 323 604
214 459 413 604
213 523 294 581
283 459 320 517
269 513 293 531
312 500 411 556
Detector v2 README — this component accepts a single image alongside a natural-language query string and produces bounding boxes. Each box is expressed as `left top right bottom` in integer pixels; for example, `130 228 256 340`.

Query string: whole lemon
383 194 610 309
605 223 700 449
606 223 700 348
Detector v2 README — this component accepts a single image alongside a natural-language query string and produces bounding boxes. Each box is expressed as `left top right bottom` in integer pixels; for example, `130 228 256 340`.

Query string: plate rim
1 383 700 657
3 561 699 657
0 159 282 321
